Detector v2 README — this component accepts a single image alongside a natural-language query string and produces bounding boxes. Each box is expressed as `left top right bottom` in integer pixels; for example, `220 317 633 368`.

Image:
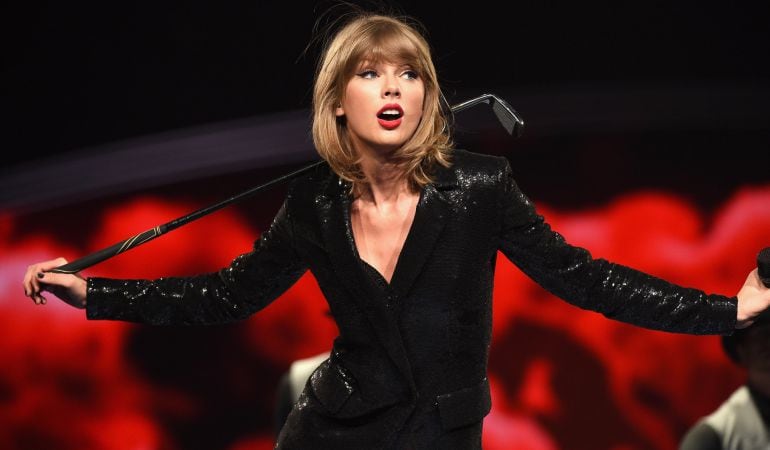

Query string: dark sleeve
679 422 723 450
85 196 308 325
496 158 737 335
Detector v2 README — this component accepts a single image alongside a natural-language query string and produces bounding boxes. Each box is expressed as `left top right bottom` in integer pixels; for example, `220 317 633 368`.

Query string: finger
37 271 74 291
30 275 41 298
23 265 39 297
32 293 46 305
35 273 57 298
23 265 40 301
30 257 70 275
25 257 69 297
30 291 44 305
38 272 89 308
30 272 44 297
38 257 69 273
35 257 70 288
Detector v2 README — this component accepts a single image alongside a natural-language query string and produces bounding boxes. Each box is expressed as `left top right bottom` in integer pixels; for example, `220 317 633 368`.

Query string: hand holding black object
735 248 770 328
22 257 87 308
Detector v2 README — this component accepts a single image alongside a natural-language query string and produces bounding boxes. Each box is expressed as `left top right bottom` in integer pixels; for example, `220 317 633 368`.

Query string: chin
381 130 415 146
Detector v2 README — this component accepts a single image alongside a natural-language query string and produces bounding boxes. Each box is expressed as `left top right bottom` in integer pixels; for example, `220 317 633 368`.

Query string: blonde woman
23 12 770 449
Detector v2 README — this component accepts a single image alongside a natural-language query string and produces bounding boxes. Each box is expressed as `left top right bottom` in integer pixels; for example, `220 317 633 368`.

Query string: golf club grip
758 247 770 288
49 227 162 274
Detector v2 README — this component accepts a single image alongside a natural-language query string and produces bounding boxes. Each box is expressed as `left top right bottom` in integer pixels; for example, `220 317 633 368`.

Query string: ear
335 104 344 117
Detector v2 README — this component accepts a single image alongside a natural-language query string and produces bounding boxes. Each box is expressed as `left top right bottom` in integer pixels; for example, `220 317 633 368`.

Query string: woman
22 12 770 449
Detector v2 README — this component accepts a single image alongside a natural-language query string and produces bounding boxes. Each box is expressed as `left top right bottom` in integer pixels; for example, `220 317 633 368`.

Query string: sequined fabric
87 149 737 449
496 160 738 336
87 200 307 325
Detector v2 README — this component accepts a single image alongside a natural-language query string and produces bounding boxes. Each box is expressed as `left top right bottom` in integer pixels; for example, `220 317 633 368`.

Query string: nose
384 87 400 97
383 76 401 98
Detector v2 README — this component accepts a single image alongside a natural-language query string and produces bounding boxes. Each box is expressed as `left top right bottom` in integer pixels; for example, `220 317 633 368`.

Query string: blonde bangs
312 14 453 195
348 27 427 77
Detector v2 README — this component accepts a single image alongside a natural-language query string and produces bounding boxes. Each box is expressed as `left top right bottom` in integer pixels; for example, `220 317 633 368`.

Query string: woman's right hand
23 257 87 309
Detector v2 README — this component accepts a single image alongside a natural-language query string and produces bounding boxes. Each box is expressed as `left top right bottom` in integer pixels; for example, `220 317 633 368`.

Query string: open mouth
377 104 404 129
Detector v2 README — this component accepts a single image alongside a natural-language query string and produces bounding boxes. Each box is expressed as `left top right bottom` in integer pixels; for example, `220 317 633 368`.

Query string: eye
402 70 419 80
357 69 378 79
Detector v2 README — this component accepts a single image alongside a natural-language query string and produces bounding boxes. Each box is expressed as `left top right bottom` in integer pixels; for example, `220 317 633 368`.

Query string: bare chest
350 194 419 284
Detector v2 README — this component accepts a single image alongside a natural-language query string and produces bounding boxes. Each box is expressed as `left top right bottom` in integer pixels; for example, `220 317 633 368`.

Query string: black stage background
4 1 769 173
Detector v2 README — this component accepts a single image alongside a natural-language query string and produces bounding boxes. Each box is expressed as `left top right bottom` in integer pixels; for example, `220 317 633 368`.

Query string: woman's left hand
736 268 770 328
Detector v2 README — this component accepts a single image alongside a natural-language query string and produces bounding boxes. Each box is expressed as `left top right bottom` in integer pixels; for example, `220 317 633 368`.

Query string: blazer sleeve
85 196 308 325
495 157 737 335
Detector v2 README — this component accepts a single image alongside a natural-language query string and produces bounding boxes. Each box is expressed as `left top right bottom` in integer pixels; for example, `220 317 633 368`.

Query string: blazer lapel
389 182 453 297
318 175 414 382
387 160 459 297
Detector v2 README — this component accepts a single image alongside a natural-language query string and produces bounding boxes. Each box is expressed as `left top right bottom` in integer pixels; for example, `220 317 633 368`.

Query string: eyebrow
355 61 416 71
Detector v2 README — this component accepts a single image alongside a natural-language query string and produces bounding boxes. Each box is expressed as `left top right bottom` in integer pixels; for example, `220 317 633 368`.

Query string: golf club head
449 93 525 138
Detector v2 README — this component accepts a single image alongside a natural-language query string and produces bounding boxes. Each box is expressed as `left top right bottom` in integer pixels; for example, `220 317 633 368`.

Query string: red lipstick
376 103 404 130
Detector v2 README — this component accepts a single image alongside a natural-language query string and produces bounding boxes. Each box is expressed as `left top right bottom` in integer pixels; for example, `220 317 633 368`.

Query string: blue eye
403 70 419 80
357 70 377 79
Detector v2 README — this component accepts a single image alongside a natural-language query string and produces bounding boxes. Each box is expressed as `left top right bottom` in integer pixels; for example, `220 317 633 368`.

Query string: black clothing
86 149 738 449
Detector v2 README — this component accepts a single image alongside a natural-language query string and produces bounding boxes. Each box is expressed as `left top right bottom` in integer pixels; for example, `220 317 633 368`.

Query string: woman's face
336 60 425 157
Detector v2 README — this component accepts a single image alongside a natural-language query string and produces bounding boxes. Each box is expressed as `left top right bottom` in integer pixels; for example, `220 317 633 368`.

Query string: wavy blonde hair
312 13 453 195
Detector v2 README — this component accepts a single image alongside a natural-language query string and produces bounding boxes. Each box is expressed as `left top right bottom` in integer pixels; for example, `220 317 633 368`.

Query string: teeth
378 109 402 120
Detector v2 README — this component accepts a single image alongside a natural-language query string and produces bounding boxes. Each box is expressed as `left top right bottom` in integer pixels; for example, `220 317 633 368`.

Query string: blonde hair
312 12 453 195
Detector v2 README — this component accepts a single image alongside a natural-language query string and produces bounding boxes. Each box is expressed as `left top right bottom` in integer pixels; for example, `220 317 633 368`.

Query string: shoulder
449 148 509 173
436 149 510 189
288 159 333 187
279 161 338 226
679 421 722 450
286 161 337 201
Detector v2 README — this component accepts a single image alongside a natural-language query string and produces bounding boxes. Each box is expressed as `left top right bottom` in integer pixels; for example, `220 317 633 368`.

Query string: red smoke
2 185 769 449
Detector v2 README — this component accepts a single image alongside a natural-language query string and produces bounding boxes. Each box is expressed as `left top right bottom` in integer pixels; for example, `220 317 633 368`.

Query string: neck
355 149 414 205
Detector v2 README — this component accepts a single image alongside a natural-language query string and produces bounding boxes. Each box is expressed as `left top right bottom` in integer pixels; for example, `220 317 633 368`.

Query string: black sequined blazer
86 149 737 449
